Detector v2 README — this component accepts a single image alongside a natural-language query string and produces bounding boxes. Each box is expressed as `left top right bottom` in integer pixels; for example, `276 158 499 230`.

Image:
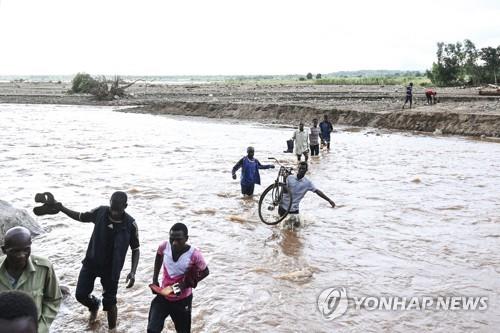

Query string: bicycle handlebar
268 157 279 163
268 157 294 171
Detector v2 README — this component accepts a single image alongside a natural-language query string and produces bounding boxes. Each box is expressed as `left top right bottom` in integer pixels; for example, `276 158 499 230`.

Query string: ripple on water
0 104 499 332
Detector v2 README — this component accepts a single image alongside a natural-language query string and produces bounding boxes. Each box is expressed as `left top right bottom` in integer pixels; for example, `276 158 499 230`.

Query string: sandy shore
1 81 499 137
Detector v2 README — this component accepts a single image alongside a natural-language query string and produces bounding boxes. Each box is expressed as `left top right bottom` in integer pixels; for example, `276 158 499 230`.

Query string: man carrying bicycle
279 162 335 218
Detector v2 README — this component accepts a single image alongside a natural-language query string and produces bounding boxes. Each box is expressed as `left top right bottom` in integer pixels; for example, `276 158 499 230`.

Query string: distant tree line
299 73 322 81
426 40 500 86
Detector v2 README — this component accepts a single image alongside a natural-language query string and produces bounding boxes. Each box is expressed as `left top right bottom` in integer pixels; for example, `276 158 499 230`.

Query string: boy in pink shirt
147 223 209 333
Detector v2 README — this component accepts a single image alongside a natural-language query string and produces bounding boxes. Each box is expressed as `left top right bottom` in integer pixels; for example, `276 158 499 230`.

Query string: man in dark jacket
232 147 275 196
319 115 334 151
58 191 140 331
402 82 414 109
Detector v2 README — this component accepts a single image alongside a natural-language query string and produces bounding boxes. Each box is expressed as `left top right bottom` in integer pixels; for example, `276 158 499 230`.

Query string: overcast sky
0 0 499 76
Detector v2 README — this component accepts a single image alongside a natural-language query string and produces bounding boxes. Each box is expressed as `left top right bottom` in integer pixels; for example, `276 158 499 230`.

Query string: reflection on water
0 104 499 332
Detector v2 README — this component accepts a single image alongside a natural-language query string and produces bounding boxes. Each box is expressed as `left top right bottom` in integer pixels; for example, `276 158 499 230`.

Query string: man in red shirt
425 89 437 105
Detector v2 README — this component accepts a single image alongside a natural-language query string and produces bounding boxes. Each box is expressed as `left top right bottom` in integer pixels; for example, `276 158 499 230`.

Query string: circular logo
317 287 349 320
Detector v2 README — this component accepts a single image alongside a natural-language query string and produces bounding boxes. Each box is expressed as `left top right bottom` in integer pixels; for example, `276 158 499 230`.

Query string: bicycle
258 157 294 225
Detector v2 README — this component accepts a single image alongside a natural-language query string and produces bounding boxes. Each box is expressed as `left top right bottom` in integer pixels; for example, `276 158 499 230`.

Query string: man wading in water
309 118 321 157
147 223 209 333
319 115 333 151
292 122 309 162
280 162 335 227
58 191 140 332
232 146 275 196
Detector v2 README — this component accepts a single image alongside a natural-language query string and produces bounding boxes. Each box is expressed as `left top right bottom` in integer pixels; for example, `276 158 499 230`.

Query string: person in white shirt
279 162 335 217
292 122 309 162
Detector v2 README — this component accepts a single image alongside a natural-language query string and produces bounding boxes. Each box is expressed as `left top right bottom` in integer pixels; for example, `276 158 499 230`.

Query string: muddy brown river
1 104 499 332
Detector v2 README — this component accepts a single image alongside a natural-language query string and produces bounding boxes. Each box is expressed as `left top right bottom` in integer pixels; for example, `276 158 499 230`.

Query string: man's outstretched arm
314 189 335 208
59 205 96 222
257 160 275 170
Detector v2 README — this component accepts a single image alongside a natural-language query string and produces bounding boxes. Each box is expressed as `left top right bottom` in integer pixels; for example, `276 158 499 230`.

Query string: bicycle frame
268 158 293 204
258 158 294 225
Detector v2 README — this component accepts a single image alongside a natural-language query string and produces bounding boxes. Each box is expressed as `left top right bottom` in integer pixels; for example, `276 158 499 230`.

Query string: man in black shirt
319 115 334 151
402 82 414 109
58 191 140 331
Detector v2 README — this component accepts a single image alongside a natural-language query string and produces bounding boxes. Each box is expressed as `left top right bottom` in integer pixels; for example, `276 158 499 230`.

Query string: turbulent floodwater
0 104 499 333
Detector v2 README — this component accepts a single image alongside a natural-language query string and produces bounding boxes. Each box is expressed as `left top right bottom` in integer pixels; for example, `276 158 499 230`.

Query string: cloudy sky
0 0 499 75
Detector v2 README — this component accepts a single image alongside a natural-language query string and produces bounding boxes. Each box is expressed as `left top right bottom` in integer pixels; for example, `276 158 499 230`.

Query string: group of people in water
1 192 208 333
1 114 339 333
232 114 336 226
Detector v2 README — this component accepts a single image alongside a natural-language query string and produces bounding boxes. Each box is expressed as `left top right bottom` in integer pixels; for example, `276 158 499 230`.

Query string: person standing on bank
292 122 309 162
309 118 321 157
232 146 275 196
402 82 414 109
147 223 209 333
58 191 140 332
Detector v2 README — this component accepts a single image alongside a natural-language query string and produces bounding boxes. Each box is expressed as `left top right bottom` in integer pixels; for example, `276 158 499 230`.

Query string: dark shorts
241 183 255 195
310 144 319 156
147 294 193 333
75 265 118 311
322 135 331 143
405 95 412 103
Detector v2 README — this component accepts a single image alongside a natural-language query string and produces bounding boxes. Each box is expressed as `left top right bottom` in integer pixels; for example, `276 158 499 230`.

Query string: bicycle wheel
258 182 293 225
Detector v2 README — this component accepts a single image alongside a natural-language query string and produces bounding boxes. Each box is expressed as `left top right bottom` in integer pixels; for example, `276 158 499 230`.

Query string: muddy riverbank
1 81 499 137
123 101 500 137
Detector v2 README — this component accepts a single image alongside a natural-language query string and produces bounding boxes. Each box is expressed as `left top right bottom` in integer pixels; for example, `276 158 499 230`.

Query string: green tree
463 39 482 85
71 73 98 93
427 41 468 86
306 72 313 80
316 73 322 79
480 46 500 85
69 73 137 100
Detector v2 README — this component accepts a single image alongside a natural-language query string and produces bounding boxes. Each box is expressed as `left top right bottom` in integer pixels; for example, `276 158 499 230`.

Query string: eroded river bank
1 81 499 137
